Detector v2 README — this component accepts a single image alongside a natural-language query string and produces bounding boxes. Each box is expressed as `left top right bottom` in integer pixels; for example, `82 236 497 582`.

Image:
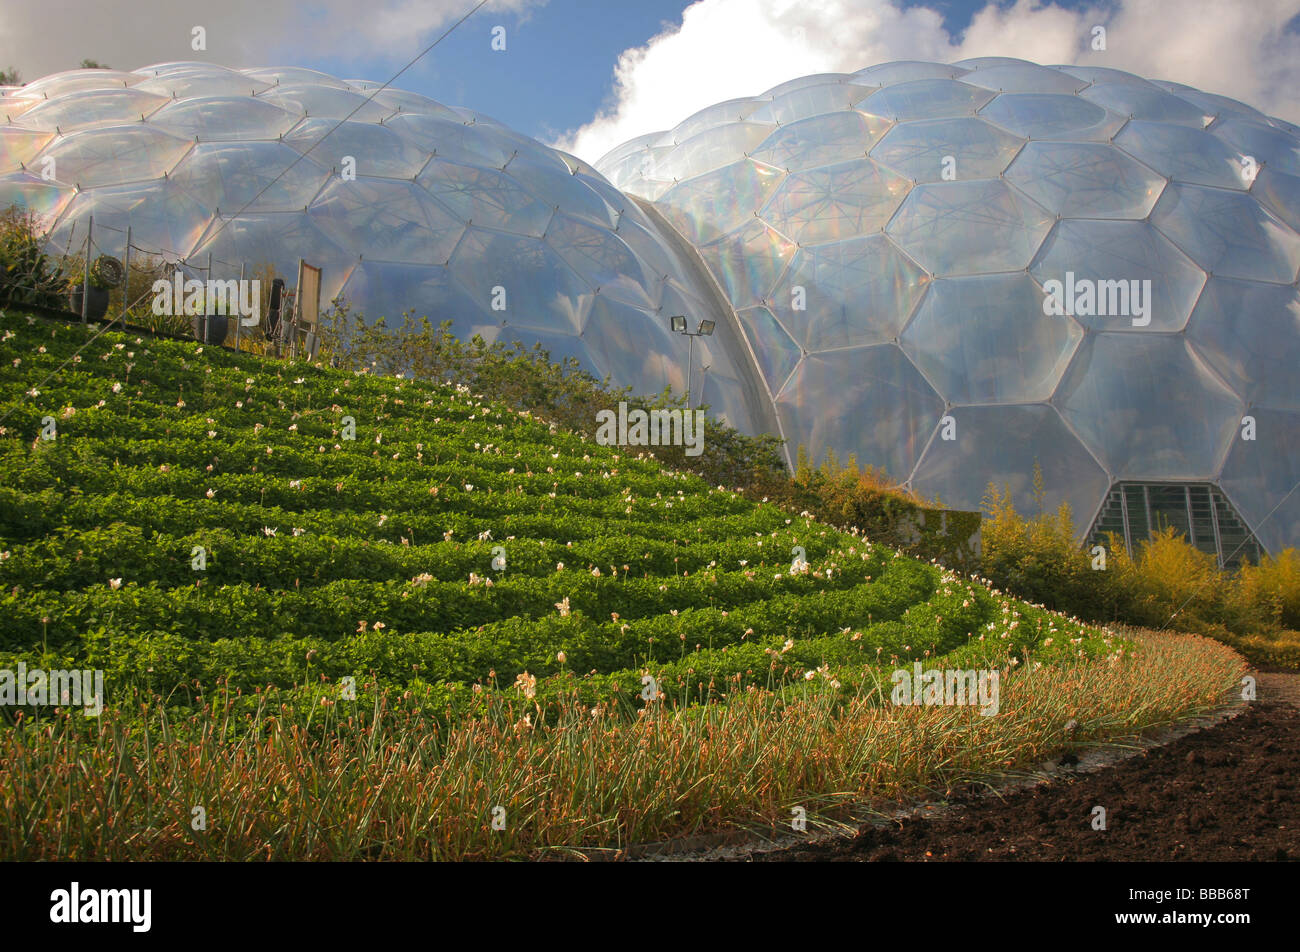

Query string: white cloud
555 0 1300 163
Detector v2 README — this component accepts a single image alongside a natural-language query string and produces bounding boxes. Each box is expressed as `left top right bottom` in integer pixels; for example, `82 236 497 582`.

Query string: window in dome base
1087 482 1264 570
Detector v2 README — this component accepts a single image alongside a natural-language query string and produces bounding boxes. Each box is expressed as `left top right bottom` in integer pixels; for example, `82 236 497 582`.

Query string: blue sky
299 0 1004 142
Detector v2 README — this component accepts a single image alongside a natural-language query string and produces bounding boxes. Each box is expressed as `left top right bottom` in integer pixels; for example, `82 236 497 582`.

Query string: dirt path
733 682 1299 862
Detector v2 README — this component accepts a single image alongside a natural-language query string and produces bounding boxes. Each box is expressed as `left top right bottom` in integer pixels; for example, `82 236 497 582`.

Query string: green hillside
0 308 1116 716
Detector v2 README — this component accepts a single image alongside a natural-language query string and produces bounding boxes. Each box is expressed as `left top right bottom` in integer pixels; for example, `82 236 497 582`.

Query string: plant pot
68 283 110 321
192 313 229 345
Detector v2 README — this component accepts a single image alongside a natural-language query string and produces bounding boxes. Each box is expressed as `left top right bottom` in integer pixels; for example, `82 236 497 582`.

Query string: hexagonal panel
386 113 512 168
959 64 1089 94
135 69 272 101
1058 66 1158 88
864 79 995 122
765 83 875 125
257 84 392 122
750 111 889 172
669 98 767 143
869 116 1023 184
450 227 592 334
169 141 330 212
1114 120 1253 190
698 219 796 307
150 96 299 141
544 213 658 310
852 62 967 85
0 171 75 222
1005 141 1165 219
416 159 552 236
241 67 352 90
339 260 496 338
768 235 928 351
0 127 52 173
1055 333 1243 479
1219 407 1300 555
1151 182 1300 284
504 156 619 230
282 118 430 178
17 69 145 99
910 404 1109 521
581 295 678 393
656 122 775 182
1210 118 1300 178
978 92 1125 141
1187 277 1300 411
191 212 357 303
16 88 168 130
658 159 784 245
886 179 1052 274
48 179 214 261
34 125 192 187
1157 82 1268 123
760 158 910 245
1253 166 1300 235
736 305 801 395
1079 83 1209 126
775 344 943 480
309 178 463 266
901 273 1082 405
1030 219 1205 333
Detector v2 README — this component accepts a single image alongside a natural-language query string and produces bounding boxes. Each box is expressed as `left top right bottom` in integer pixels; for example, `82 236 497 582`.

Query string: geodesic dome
0 62 768 434
596 58 1300 560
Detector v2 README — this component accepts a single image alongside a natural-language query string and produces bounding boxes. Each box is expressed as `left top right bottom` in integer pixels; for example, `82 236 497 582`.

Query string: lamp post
669 315 715 408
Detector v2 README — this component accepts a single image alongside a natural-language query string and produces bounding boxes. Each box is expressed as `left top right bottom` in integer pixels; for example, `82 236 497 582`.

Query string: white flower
263 526 277 537
293 528 306 537
205 488 216 499
555 596 571 617
557 651 567 664
111 383 122 394
109 578 122 590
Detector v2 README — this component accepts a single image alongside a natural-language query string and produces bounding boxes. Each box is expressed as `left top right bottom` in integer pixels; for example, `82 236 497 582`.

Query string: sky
1 0 1298 163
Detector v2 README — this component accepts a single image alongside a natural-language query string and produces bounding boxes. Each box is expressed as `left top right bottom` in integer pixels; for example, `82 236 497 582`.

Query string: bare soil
735 688 1299 863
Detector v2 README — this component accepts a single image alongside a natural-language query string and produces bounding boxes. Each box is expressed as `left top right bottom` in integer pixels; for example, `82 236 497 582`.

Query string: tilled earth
740 690 1300 863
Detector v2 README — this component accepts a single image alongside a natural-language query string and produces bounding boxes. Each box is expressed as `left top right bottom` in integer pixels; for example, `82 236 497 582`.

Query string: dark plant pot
69 283 110 321
192 313 229 345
